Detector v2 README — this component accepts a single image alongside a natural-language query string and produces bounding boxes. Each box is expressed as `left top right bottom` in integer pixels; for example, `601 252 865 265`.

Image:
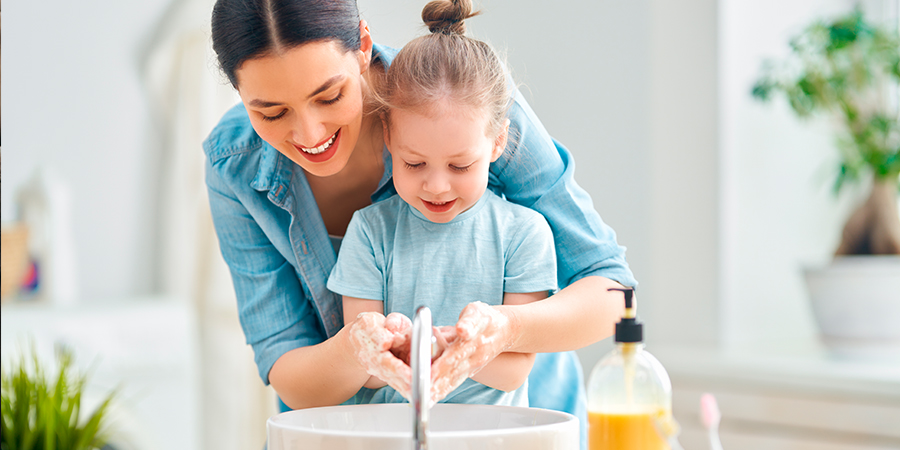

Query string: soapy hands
348 302 512 404
430 302 512 403
347 311 414 399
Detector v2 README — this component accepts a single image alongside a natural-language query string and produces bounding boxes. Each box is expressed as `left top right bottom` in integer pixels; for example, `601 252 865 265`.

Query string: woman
204 0 636 445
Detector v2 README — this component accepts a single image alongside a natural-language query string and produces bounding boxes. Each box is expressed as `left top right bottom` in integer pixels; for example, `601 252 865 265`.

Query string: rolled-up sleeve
205 155 326 384
492 90 637 289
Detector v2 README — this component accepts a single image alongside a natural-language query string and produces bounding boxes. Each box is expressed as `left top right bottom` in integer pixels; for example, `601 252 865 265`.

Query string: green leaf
750 7 900 195
1 344 118 450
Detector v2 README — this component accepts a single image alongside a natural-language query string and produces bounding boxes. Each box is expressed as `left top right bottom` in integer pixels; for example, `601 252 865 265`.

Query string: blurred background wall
2 0 897 449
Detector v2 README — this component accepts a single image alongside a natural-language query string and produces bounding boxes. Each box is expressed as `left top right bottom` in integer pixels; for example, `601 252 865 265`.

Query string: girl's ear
357 20 373 73
490 119 510 162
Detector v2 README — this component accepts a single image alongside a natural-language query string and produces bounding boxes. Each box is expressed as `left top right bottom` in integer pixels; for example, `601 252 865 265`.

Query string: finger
384 312 412 333
436 325 458 343
430 357 470 403
456 303 491 340
376 354 412 399
431 327 450 360
432 326 449 349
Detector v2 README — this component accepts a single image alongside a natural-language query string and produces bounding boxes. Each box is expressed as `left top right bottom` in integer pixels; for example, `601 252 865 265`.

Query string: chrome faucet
411 306 433 450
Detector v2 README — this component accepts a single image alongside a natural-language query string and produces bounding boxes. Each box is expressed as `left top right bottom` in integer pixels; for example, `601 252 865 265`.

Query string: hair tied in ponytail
422 0 479 35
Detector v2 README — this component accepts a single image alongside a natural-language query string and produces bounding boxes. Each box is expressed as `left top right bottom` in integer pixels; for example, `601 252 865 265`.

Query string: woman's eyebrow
249 99 283 107
248 75 344 108
308 75 344 99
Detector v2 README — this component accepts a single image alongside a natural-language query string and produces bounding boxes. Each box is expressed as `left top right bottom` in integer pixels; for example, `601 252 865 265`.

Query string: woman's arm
206 152 374 409
500 275 626 353
490 87 636 350
432 276 627 403
431 88 636 391
268 327 371 409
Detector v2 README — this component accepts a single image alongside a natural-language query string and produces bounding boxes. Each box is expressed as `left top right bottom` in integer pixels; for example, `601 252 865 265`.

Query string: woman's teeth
301 132 337 155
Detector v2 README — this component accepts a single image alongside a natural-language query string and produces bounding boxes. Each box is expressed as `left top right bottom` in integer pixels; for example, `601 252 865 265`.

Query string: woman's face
386 105 507 223
235 39 371 177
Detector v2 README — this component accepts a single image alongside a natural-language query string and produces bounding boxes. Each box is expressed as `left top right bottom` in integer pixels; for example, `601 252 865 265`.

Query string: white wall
2 0 175 301
720 0 898 347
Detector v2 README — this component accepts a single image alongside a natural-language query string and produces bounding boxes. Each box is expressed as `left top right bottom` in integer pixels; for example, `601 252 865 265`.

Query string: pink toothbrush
700 393 724 450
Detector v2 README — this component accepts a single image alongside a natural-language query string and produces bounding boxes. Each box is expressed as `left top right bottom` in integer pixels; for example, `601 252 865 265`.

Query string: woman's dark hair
211 0 361 87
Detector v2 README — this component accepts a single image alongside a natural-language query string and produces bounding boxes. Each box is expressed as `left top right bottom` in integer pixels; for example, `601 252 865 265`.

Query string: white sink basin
267 403 578 450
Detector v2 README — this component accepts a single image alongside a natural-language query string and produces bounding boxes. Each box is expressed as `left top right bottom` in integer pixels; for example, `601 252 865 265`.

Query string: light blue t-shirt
327 190 557 407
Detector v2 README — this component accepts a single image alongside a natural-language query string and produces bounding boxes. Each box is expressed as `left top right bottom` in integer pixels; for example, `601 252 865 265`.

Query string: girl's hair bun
422 0 480 35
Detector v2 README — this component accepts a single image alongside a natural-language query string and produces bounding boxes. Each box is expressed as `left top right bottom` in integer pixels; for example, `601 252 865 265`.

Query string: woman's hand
429 302 516 403
347 311 413 399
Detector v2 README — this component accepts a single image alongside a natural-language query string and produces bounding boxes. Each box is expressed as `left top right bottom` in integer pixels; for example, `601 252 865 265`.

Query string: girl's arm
467 291 544 392
343 297 390 390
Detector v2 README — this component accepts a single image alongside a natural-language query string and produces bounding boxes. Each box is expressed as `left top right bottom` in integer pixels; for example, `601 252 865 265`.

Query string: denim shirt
202 44 637 386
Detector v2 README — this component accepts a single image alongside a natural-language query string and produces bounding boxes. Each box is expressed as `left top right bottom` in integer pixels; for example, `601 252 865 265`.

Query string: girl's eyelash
261 110 287 122
320 92 344 105
451 165 471 172
405 162 423 169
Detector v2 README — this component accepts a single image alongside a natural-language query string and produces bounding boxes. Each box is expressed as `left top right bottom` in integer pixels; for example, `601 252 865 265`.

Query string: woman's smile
298 130 339 155
294 129 342 163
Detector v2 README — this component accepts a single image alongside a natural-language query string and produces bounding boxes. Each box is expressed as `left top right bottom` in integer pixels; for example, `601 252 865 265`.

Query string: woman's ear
357 20 373 73
490 119 510 162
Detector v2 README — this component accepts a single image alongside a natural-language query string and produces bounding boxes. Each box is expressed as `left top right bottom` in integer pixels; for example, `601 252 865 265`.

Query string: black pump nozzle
608 287 634 309
607 287 642 343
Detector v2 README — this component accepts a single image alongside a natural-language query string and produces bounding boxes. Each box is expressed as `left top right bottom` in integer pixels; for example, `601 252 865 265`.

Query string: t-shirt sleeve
327 211 385 302
503 212 558 294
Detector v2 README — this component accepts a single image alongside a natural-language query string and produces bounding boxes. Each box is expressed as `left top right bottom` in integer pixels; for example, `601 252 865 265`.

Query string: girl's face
385 105 508 223
235 35 372 177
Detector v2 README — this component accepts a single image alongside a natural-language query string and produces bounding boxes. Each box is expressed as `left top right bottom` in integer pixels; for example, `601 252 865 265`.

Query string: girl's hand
384 312 414 365
429 302 514 403
347 311 413 399
432 325 457 361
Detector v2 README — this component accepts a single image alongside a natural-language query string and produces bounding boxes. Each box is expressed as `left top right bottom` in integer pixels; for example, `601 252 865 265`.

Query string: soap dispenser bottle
587 288 677 450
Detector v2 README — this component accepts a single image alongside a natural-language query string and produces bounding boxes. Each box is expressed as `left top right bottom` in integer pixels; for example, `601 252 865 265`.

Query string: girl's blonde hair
376 0 512 138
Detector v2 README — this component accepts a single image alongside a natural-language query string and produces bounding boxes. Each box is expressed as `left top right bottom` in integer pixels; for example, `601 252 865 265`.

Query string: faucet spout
411 306 433 450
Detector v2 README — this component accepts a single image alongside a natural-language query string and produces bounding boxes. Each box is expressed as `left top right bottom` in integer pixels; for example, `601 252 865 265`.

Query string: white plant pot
803 256 900 355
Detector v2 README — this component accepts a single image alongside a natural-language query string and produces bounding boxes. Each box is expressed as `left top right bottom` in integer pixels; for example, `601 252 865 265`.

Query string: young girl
327 0 557 406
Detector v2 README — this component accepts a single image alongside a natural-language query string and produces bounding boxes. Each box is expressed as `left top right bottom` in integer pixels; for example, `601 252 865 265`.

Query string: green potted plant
1 345 117 450
751 7 900 350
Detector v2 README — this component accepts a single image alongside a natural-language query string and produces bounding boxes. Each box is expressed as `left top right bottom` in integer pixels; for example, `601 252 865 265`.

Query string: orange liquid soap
588 410 669 450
